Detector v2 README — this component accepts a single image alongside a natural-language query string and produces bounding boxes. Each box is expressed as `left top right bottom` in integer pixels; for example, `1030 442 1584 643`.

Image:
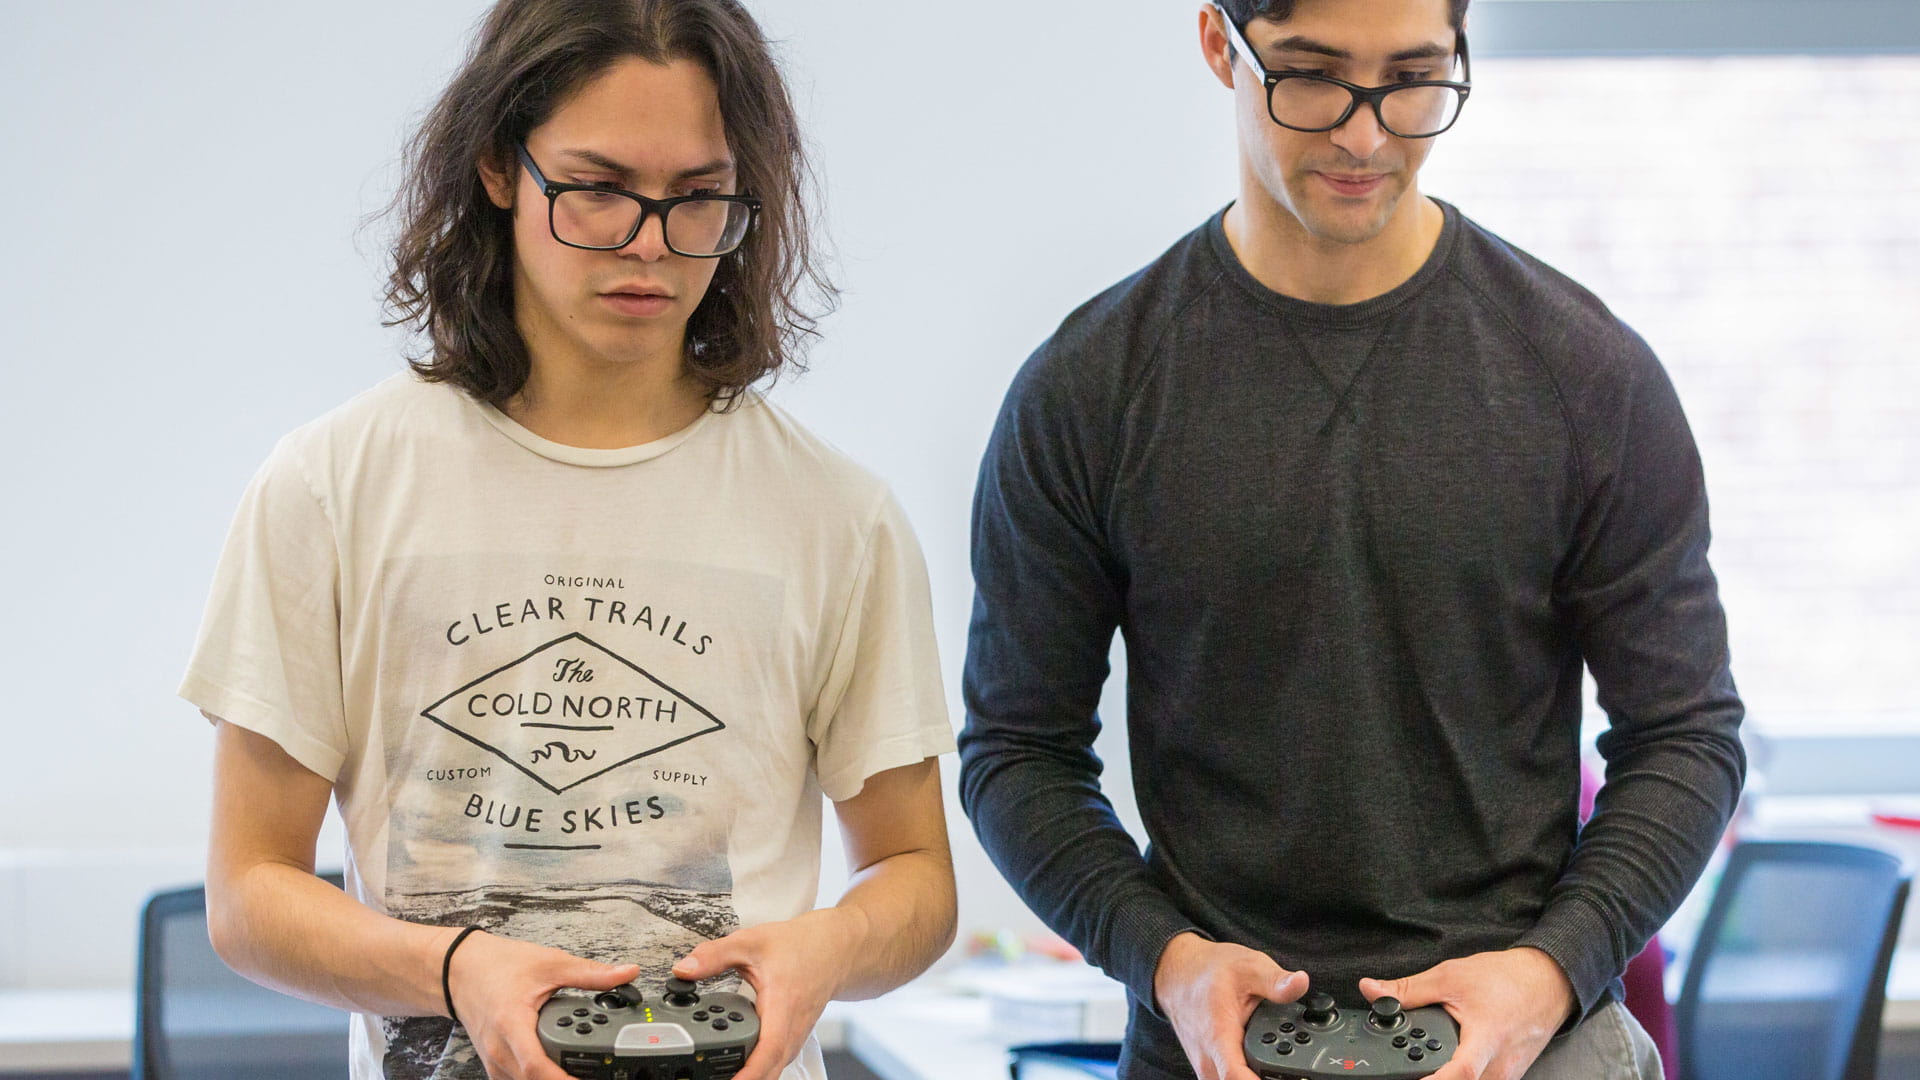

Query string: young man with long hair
182 3 956 1078
960 2 1744 1079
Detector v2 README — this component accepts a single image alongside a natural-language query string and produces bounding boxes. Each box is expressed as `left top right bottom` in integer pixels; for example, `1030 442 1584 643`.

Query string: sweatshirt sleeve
957 344 1201 1013
1517 332 1747 1019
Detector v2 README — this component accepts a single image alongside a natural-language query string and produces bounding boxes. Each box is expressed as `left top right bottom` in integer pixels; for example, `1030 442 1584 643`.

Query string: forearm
958 741 1196 1008
827 847 957 1000
1519 710 1745 1013
207 857 457 1017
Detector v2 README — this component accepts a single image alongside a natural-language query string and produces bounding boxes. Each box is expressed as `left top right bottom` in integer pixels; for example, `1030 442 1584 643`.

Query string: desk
0 988 131 1072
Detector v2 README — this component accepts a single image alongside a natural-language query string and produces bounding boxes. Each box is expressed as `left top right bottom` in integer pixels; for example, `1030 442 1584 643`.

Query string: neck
504 301 711 450
1225 175 1444 307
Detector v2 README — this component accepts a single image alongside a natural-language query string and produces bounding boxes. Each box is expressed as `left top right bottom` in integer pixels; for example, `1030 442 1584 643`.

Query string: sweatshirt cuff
1106 894 1208 1020
1514 893 1622 1030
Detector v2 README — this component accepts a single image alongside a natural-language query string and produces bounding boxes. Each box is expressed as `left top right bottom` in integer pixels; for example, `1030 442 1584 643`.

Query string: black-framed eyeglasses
515 143 760 257
1215 6 1472 139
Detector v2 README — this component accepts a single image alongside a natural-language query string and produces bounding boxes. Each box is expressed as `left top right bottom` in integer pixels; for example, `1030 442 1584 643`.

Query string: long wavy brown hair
381 0 834 409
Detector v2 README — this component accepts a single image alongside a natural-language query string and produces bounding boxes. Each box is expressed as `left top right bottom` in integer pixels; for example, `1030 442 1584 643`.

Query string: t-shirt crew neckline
1205 196 1461 329
472 394 723 467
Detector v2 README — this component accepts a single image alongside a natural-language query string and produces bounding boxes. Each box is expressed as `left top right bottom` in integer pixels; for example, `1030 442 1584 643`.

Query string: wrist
1152 931 1209 1008
440 926 486 1023
820 904 871 991
1513 946 1576 1026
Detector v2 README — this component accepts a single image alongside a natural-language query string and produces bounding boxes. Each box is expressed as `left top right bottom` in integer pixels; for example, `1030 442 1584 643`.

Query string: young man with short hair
183 3 956 1078
959 2 1744 1079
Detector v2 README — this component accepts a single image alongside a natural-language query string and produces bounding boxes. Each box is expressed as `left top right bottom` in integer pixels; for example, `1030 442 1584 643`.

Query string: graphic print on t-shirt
421 631 724 793
377 568 757 1080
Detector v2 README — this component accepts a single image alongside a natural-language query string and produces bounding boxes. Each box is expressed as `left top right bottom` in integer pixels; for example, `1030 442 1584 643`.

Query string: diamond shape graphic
422 632 723 793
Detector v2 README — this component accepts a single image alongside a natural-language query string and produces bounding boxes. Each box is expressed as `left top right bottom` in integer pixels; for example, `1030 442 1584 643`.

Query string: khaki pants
1522 1000 1664 1080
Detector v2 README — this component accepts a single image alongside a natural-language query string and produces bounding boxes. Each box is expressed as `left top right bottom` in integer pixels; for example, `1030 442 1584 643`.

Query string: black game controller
1244 992 1458 1079
538 975 758 1080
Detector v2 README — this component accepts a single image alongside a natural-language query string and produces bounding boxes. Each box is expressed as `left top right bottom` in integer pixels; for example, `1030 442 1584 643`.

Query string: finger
1267 968 1308 1003
1212 1044 1262 1080
673 934 753 981
556 956 643 991
1209 1008 1264 1080
727 1021 797 1080
1423 1027 1498 1080
1361 970 1439 1009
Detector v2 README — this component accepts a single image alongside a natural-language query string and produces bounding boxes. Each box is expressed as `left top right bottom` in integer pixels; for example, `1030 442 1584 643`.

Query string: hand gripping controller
1244 992 1458 1079
539 975 758 1080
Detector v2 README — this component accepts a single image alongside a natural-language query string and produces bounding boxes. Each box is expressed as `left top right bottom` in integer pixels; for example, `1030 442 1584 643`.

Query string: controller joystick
1245 994 1457 1078
593 985 642 1011
539 973 756 1079
664 976 701 1007
1367 996 1405 1031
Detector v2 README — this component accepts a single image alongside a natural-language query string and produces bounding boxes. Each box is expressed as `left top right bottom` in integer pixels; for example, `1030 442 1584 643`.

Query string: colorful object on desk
967 929 1084 964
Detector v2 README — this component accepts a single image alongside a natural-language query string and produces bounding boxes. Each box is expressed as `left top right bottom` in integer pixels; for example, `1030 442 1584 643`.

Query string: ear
478 150 516 211
1199 4 1238 91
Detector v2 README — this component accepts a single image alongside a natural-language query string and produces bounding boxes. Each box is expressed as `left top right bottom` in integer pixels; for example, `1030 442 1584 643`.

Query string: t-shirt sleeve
806 489 954 802
178 441 350 781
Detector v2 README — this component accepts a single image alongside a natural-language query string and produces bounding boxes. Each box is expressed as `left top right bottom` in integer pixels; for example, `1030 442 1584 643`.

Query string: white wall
0 0 1230 989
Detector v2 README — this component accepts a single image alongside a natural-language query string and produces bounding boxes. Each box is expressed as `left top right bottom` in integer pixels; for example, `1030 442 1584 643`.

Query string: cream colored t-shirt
180 375 953 1080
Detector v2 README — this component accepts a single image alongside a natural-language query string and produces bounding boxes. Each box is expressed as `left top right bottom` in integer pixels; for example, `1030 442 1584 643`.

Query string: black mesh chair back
1674 840 1911 1080
133 873 352 1080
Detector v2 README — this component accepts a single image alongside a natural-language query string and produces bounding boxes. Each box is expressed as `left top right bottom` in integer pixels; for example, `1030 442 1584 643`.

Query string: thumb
673 935 749 981
1360 971 1436 1008
1268 968 1309 1003
565 957 643 990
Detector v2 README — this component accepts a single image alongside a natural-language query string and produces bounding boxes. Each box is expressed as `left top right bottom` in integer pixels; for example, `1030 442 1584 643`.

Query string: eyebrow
1265 34 1452 63
558 147 736 181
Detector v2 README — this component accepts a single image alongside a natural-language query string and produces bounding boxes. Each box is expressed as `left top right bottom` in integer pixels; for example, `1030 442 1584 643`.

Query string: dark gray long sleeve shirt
958 202 1746 1078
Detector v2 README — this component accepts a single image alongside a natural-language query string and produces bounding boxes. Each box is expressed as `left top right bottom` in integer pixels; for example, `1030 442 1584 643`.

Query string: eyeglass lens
551 190 752 254
1270 80 1462 137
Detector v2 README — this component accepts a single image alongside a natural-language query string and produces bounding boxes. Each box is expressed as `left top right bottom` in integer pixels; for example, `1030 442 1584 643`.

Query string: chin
1295 188 1404 246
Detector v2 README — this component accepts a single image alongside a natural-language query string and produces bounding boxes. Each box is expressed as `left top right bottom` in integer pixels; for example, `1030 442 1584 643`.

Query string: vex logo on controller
423 632 724 793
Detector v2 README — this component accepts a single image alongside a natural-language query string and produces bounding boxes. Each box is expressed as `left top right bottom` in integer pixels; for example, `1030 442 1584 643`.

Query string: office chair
133 872 352 1080
1673 840 1911 1080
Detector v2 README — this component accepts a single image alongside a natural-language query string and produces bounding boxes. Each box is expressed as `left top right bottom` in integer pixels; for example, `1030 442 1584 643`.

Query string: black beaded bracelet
442 925 485 1027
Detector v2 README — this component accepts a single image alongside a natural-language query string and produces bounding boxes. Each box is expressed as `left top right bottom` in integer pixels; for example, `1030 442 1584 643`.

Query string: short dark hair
380 0 834 410
1217 0 1470 32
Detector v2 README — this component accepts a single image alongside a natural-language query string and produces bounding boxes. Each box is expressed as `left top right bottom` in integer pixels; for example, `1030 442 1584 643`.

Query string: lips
1316 172 1389 197
599 287 674 317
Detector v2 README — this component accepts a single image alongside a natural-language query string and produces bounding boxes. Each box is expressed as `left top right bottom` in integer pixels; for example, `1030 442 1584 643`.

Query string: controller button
1409 1048 1425 1061
593 1014 609 1025
1393 1036 1408 1048
1293 1032 1311 1044
1410 1028 1426 1039
574 1008 590 1017
1426 1038 1442 1051
694 1011 710 1021
1260 1032 1278 1044
1279 1022 1296 1033
729 1012 745 1022
1276 1043 1293 1056
712 1019 730 1030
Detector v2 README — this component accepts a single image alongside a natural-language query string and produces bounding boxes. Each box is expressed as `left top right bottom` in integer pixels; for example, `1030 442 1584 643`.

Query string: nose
1328 99 1391 161
619 209 671 261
